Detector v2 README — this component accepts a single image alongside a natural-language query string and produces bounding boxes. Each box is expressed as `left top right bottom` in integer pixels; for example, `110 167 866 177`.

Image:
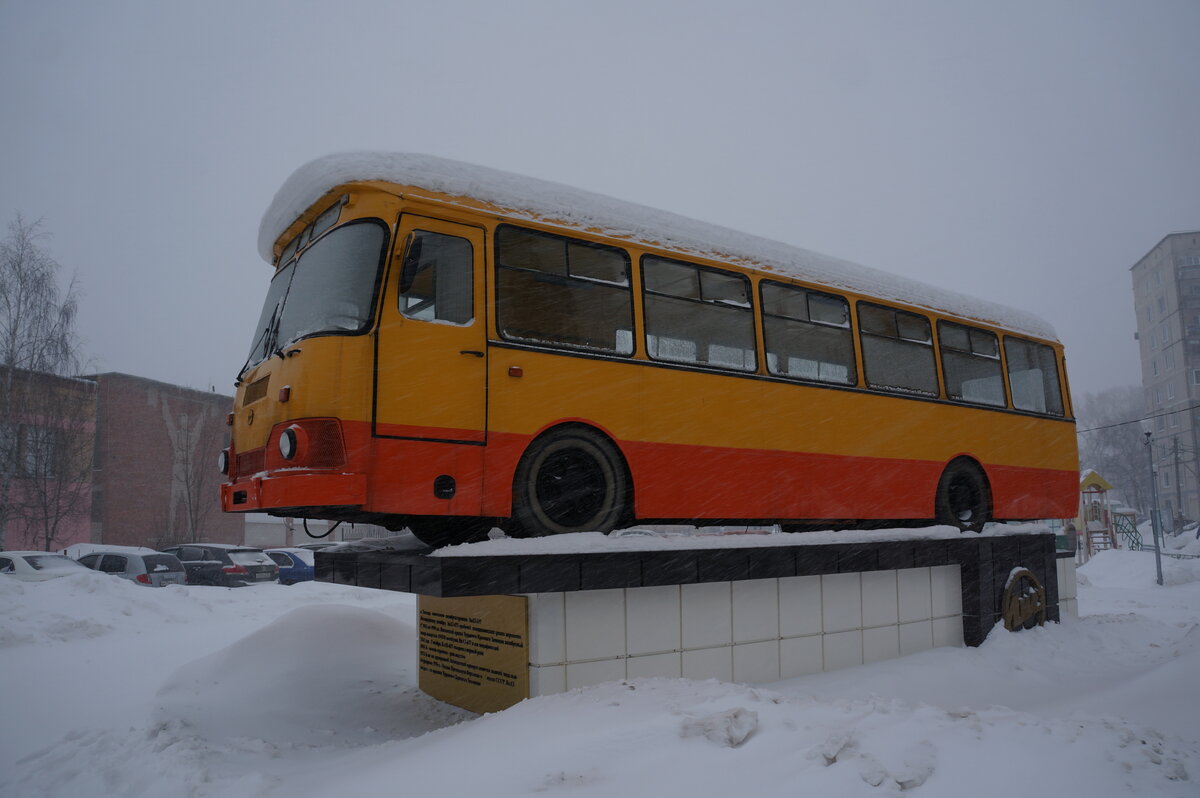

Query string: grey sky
1 0 1197 400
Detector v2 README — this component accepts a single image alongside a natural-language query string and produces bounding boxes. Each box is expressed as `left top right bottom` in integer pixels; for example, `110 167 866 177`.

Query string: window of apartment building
1153 358 1160 376
1164 470 1171 488
1158 296 1167 314
1192 369 1200 386
1166 350 1175 370
1157 415 1166 431
1156 387 1164 405
1170 412 1180 428
1168 383 1176 400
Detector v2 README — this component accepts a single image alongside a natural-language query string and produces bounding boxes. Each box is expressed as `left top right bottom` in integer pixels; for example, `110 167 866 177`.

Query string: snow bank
154 604 461 745
3 549 1198 797
259 153 1057 341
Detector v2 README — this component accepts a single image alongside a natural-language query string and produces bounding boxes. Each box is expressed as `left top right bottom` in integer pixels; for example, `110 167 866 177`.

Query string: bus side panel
988 464 1078 519
366 431 486 517
621 441 942 520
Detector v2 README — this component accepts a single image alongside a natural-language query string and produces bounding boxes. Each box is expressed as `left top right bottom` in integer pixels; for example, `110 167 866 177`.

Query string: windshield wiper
235 302 282 385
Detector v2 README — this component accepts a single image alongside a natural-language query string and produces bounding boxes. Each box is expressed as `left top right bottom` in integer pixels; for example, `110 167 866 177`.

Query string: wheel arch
510 419 636 528
934 454 994 527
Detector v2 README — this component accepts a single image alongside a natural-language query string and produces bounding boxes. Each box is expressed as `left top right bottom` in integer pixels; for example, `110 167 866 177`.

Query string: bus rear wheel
407 516 493 548
935 459 991 533
511 427 629 537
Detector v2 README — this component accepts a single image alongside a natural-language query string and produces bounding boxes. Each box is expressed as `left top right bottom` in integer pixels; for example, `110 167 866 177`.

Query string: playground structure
1075 470 1140 562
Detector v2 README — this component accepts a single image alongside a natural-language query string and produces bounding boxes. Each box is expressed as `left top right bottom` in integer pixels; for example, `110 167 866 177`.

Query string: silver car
77 549 187 587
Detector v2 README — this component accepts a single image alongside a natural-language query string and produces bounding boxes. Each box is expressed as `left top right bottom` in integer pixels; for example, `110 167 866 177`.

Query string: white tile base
521 564 967 698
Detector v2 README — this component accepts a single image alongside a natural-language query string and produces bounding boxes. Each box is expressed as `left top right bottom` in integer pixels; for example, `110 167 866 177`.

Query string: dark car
161 544 278 586
77 548 187 587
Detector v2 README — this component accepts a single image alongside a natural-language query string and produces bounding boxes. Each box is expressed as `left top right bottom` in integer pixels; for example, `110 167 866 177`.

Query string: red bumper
221 471 368 512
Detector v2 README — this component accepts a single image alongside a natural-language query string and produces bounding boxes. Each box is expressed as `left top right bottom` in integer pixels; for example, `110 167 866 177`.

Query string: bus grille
304 420 346 468
236 448 265 477
242 376 269 406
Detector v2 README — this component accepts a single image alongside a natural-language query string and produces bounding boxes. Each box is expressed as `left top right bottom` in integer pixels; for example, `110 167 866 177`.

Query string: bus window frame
935 319 1008 409
494 223 636 357
855 301 940 398
640 254 758 373
1002 334 1066 418
759 279 858 387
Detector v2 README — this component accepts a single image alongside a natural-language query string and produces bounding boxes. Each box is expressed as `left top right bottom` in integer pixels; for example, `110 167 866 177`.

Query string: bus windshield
244 220 387 370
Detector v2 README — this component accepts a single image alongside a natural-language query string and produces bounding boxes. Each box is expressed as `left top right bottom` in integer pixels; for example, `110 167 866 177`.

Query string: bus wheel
935 459 991 533
407 517 493 548
511 427 629 537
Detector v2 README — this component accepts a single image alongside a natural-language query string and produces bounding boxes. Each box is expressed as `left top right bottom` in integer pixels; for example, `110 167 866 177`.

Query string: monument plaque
418 594 530 713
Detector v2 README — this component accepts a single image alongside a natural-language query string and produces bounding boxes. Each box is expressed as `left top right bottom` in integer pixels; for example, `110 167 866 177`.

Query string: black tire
511 427 629 537
407 517 493 548
935 459 991 533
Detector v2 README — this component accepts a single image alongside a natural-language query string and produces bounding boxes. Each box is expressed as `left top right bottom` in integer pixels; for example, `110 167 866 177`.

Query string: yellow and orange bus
220 153 1078 547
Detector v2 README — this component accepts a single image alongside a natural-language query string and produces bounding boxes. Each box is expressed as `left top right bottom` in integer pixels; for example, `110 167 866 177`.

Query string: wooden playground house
1074 470 1139 561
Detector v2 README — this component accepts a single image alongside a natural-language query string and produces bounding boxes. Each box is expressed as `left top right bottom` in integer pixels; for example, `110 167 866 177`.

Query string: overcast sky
1 0 1197 401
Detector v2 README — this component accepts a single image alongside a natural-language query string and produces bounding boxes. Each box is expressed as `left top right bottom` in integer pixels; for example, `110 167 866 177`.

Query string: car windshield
23 555 88 572
229 550 273 566
243 220 387 371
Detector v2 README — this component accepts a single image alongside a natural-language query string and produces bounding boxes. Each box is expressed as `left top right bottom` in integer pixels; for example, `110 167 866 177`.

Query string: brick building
88 373 242 549
0 368 96 551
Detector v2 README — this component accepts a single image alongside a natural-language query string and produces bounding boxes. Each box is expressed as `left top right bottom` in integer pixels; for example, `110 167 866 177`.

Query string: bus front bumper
221 472 368 512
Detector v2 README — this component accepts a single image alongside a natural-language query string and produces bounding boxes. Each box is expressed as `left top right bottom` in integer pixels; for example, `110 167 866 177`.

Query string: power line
1076 401 1200 434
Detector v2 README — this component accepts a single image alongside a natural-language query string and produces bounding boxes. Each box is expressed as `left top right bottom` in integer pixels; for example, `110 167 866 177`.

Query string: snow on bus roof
260 152 1057 341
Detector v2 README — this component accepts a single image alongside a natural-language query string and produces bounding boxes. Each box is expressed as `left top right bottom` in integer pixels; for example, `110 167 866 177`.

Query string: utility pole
1175 437 1183 526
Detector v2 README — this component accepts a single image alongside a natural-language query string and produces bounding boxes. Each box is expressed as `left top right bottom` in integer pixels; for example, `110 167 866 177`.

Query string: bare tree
162 400 228 545
0 215 86 550
5 374 95 550
1076 386 1150 515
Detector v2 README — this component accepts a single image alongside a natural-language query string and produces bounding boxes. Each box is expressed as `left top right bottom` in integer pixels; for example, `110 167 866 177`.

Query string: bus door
374 214 488 514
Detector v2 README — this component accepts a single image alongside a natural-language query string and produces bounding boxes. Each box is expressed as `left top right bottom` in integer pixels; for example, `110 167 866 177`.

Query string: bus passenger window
496 226 633 354
938 321 1005 407
399 231 474 324
1004 337 1064 416
858 304 938 396
761 282 854 385
643 257 756 372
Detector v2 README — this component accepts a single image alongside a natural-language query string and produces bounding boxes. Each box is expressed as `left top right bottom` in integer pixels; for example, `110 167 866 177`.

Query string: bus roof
260 152 1057 341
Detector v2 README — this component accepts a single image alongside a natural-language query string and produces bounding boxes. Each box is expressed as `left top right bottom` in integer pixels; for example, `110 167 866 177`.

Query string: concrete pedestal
318 531 1074 714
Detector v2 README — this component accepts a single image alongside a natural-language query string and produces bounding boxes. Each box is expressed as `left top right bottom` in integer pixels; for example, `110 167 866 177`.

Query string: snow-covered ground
2 542 1198 797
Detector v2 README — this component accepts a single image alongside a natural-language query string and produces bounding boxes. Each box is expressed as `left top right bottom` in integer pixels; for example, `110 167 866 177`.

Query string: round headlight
279 428 298 460
217 449 229 475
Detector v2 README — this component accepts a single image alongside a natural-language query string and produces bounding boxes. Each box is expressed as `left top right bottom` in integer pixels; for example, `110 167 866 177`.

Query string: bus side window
1004 337 1064 416
495 225 634 354
761 282 855 385
858 303 938 396
938 321 1005 407
643 257 756 372
399 231 474 324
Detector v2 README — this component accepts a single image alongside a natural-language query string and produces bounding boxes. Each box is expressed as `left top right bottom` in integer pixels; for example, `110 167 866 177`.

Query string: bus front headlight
279 428 299 460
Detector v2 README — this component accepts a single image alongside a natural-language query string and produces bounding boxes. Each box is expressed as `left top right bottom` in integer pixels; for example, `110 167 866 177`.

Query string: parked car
76 547 187 587
0 551 92 581
264 547 315 585
160 544 278 587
